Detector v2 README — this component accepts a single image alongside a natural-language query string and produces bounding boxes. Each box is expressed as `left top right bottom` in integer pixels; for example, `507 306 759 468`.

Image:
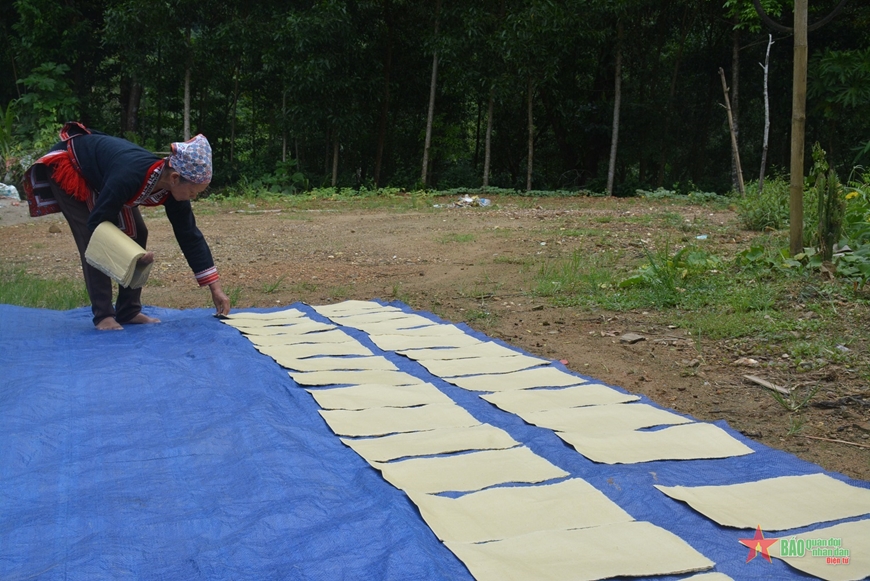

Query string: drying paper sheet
447 367 588 392
772 518 870 581
655 473 870 531
224 308 307 321
398 342 521 361
557 422 753 464
343 321 463 336
234 321 335 336
444 521 713 581
340 424 519 462
331 313 437 330
405 478 633 543
313 300 401 317
481 384 639 413
289 369 423 387
370 333 484 351
371 447 568 494
318 403 481 437
683 575 735 581
417 355 550 378
519 402 692 433
271 355 398 372
306 383 453 410
257 342 373 359
247 329 357 347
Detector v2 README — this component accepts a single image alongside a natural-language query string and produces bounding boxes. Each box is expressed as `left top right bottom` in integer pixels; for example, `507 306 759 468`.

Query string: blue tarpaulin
1 303 868 580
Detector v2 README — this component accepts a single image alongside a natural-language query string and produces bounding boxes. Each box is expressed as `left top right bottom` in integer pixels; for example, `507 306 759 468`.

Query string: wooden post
789 0 808 256
719 68 745 196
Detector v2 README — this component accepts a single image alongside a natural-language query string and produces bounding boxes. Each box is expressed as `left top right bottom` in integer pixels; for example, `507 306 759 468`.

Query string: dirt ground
2 194 868 482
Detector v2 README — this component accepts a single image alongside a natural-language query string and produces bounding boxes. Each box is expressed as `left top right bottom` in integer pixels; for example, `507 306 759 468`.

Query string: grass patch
438 233 476 244
0 268 89 310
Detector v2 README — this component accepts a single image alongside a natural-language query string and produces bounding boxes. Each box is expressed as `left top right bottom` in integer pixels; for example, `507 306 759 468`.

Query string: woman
24 122 231 330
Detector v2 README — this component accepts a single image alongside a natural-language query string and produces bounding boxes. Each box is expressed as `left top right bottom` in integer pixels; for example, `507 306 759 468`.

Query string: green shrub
737 177 790 231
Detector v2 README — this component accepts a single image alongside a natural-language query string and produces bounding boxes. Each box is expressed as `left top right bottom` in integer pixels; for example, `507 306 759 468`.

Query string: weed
439 233 475 244
0 268 88 310
226 285 242 307
329 285 351 300
262 275 286 294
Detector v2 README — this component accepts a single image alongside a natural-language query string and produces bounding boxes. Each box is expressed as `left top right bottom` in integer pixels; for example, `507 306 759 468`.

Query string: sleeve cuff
195 267 219 287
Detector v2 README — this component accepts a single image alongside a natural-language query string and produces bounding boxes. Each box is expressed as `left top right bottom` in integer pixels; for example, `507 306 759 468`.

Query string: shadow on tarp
2 302 868 581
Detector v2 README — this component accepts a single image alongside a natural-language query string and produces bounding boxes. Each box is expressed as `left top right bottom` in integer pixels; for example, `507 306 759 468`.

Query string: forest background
2 0 869 196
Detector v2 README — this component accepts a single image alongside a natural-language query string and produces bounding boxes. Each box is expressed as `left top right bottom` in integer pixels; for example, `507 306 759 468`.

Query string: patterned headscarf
168 134 212 184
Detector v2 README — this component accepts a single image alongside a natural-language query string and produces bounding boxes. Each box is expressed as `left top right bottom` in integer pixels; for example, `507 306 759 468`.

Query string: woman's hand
209 280 231 317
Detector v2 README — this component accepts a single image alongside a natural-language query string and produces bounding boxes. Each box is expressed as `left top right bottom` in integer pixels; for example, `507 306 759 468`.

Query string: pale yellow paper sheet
397 342 520 360
272 355 398 372
481 384 640 413
306 383 454 410
370 446 568 494
318 403 480 436
234 321 336 336
683 574 734 581
656 473 870 531
447 367 587 391
370 333 484 351
444 521 714 581
313 300 401 317
247 329 357 346
224 308 307 321
418 355 550 378
330 311 433 327
519 402 692 433
773 518 870 581
289 369 423 386
340 424 519 462
557 422 753 464
84 221 152 288
256 342 373 359
365 324 470 337
222 315 309 328
406 478 633 543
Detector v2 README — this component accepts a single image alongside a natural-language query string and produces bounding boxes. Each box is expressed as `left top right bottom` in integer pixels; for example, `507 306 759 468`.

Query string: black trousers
48 176 147 326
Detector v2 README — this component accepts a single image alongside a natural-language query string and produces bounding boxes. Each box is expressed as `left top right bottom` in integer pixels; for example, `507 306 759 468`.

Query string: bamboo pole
789 0 808 256
719 68 745 196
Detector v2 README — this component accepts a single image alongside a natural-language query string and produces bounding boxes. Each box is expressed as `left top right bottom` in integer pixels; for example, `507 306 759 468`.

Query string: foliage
16 62 79 134
3 0 870 193
833 170 870 287
736 176 790 231
810 144 844 260
0 268 88 310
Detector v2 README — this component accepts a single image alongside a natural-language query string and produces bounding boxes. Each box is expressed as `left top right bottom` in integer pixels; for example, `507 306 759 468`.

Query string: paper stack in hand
85 221 153 288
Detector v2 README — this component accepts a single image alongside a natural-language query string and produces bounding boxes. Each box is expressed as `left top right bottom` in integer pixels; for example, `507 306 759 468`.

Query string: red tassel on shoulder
45 152 90 202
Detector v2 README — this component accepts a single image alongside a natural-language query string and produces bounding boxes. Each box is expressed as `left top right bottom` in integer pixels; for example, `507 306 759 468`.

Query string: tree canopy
2 0 868 193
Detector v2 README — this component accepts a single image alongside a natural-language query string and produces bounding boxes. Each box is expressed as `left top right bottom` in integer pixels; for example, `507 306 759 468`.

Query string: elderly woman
24 122 231 330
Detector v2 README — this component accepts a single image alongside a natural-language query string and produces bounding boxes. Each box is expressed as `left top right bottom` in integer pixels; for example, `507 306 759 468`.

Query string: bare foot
96 317 123 331
125 313 161 324
137 251 154 266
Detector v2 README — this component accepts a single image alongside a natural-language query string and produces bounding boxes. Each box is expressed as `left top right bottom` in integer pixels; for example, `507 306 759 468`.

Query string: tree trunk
483 89 494 189
230 61 240 166
332 133 340 187
183 28 192 140
183 67 191 140
121 77 142 134
656 6 694 187
374 0 393 189
526 77 534 192
789 0 808 256
759 34 773 192
282 90 287 163
719 68 745 196
730 20 741 192
421 0 441 188
607 21 624 196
